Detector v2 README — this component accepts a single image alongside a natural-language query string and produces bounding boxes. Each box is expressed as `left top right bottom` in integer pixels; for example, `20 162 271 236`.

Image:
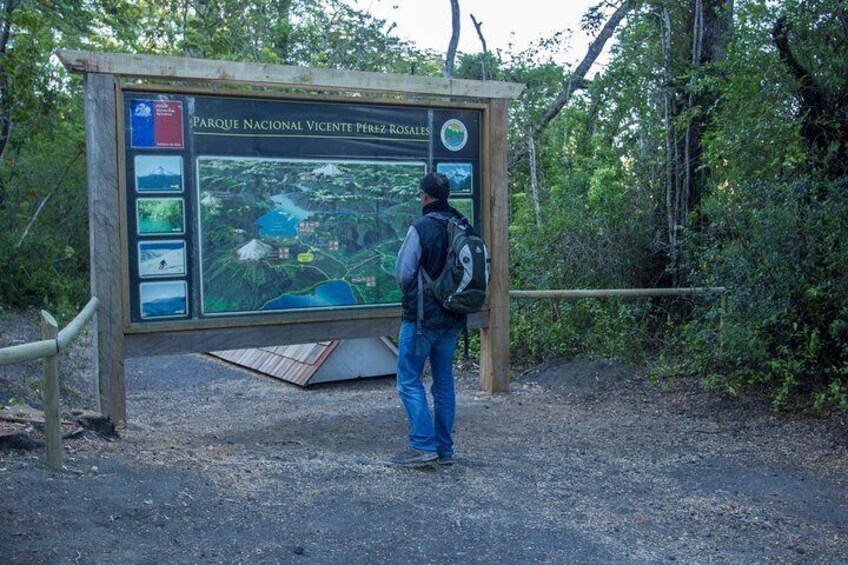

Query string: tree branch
532 0 636 138
508 2 631 170
772 16 817 94
16 147 83 249
470 13 487 80
773 13 848 173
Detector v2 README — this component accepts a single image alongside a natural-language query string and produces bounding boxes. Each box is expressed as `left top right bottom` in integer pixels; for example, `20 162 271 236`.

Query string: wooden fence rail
509 287 727 300
0 297 99 470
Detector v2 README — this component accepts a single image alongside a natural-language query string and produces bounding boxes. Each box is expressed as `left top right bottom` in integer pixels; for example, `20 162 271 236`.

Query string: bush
679 176 848 410
0 232 89 321
510 298 661 366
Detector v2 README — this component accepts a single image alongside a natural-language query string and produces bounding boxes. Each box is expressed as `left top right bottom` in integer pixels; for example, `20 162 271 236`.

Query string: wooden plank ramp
209 342 338 387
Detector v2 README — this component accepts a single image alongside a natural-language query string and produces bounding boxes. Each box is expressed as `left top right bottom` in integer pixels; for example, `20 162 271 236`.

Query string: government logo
440 119 468 151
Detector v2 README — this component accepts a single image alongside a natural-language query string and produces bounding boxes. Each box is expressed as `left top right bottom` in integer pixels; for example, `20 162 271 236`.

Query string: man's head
419 172 450 205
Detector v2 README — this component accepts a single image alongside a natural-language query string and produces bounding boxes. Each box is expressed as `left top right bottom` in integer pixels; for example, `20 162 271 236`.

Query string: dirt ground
1 312 848 564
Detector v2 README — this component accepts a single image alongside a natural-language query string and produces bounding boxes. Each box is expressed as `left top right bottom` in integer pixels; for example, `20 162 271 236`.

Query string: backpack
421 212 490 314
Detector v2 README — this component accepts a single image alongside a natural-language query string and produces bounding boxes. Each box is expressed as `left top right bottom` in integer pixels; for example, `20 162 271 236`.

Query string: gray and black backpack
421 213 490 314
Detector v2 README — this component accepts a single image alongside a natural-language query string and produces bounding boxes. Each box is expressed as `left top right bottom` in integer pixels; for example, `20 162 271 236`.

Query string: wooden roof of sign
56 50 525 99
210 341 339 387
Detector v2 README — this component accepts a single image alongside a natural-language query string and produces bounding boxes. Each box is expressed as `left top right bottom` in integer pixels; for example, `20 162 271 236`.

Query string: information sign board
121 90 482 324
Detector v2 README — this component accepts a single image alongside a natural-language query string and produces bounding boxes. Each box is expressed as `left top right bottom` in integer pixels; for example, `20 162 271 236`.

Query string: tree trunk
681 0 703 235
663 0 732 264
773 13 848 177
272 0 294 61
686 0 732 215
702 0 733 63
585 73 602 138
445 0 460 79
529 134 542 228
662 7 676 255
0 0 17 208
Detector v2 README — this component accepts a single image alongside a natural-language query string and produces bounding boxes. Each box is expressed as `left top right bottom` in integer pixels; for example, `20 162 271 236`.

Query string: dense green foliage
670 1 848 409
460 0 847 410
680 177 848 409
0 0 439 318
1 0 845 410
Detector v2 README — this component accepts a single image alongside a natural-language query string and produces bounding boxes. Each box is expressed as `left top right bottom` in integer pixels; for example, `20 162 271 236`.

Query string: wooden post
85 73 126 424
40 311 61 471
480 98 510 393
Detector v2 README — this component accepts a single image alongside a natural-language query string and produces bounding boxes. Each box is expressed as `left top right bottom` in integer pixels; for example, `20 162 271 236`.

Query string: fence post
40 310 62 471
719 293 728 347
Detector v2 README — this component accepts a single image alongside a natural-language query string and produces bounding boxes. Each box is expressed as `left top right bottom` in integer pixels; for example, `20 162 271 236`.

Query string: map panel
197 158 424 315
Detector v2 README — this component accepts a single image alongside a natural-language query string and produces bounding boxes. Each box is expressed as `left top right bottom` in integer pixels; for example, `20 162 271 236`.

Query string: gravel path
1 313 847 564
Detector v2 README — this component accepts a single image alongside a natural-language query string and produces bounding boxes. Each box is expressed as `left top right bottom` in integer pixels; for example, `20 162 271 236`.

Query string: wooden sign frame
60 50 523 423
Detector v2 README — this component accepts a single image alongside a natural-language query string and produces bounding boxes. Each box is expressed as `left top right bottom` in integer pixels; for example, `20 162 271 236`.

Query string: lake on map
257 193 313 238
263 280 357 310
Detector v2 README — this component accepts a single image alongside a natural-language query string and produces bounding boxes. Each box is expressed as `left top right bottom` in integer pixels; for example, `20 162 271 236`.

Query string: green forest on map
198 159 425 314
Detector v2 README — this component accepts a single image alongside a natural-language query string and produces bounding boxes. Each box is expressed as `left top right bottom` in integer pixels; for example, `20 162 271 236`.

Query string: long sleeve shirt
395 226 421 291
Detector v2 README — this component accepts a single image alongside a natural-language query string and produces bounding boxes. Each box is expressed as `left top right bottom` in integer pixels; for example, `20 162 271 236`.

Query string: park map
198 158 425 315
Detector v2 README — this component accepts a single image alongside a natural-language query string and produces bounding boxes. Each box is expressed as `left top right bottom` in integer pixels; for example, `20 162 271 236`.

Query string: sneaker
389 448 438 466
437 454 454 466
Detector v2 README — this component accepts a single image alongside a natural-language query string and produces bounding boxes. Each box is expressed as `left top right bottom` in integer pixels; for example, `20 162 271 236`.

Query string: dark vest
401 204 465 329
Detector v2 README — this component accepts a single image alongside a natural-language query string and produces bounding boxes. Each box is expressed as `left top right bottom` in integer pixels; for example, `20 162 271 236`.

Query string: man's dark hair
420 172 450 201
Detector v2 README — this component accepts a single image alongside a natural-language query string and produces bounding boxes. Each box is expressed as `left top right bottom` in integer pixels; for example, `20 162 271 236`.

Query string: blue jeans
396 320 460 456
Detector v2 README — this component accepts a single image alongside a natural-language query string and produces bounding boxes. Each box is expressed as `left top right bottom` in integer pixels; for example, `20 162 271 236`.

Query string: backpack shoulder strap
427 211 471 234
425 211 451 225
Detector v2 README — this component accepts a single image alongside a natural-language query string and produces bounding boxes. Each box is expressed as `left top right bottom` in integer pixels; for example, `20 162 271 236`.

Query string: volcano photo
135 155 183 192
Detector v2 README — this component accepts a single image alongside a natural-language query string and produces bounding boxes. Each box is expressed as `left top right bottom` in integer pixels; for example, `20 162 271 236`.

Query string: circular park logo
440 119 468 151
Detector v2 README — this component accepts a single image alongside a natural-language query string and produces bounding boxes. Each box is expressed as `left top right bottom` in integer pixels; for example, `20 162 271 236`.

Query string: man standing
391 172 465 466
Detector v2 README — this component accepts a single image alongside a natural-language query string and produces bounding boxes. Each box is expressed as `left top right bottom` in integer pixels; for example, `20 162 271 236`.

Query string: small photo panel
135 155 184 193
450 197 474 226
437 162 473 194
140 280 188 319
136 198 185 235
138 240 187 278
